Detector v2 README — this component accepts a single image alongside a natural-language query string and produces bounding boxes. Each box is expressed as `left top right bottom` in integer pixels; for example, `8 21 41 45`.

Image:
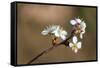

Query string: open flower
41 25 57 35
70 18 86 39
69 36 82 53
41 25 67 40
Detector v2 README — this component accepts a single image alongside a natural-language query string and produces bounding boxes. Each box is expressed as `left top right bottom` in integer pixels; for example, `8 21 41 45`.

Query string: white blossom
69 36 82 53
41 25 67 40
70 18 86 39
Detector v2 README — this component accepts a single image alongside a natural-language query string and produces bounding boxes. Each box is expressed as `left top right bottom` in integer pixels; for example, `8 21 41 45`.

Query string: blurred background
17 3 97 65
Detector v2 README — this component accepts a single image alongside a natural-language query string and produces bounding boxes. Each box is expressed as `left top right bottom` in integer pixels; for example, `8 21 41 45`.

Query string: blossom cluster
41 18 86 53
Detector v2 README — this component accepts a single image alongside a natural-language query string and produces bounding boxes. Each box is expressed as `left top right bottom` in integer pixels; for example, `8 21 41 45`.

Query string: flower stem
27 34 73 64
27 43 61 64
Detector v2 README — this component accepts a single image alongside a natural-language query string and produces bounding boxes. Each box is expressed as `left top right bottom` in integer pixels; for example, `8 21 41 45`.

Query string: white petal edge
77 42 82 49
75 18 81 23
81 21 86 29
80 33 83 39
70 20 77 25
56 25 60 30
53 30 60 37
69 43 73 47
60 35 66 40
61 30 67 36
80 30 85 39
74 48 78 53
41 30 49 35
73 36 77 44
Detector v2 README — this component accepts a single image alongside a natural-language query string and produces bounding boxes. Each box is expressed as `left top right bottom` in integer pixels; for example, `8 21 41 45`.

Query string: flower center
52 37 58 45
72 44 78 49
74 24 83 34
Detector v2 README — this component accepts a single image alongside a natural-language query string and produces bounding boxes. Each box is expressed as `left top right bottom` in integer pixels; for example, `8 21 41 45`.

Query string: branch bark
27 34 73 64
27 43 61 64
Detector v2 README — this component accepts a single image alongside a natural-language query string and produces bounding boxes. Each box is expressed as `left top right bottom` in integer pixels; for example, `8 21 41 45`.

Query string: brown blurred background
17 3 97 64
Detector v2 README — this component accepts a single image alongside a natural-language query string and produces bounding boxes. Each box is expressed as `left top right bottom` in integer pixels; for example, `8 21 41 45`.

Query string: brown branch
27 34 73 64
27 44 62 64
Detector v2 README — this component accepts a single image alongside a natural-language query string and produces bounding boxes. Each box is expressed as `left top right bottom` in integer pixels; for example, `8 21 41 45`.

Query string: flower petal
80 30 85 39
69 43 73 47
81 21 86 29
75 18 81 23
73 36 77 44
70 20 77 25
56 25 60 30
41 30 49 35
80 33 83 39
77 42 82 49
50 25 57 31
74 48 78 53
61 30 67 36
59 29 67 40
60 35 66 40
53 31 60 37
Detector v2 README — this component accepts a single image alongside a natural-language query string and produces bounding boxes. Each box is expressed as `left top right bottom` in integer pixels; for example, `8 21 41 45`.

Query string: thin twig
27 43 62 64
27 34 73 64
